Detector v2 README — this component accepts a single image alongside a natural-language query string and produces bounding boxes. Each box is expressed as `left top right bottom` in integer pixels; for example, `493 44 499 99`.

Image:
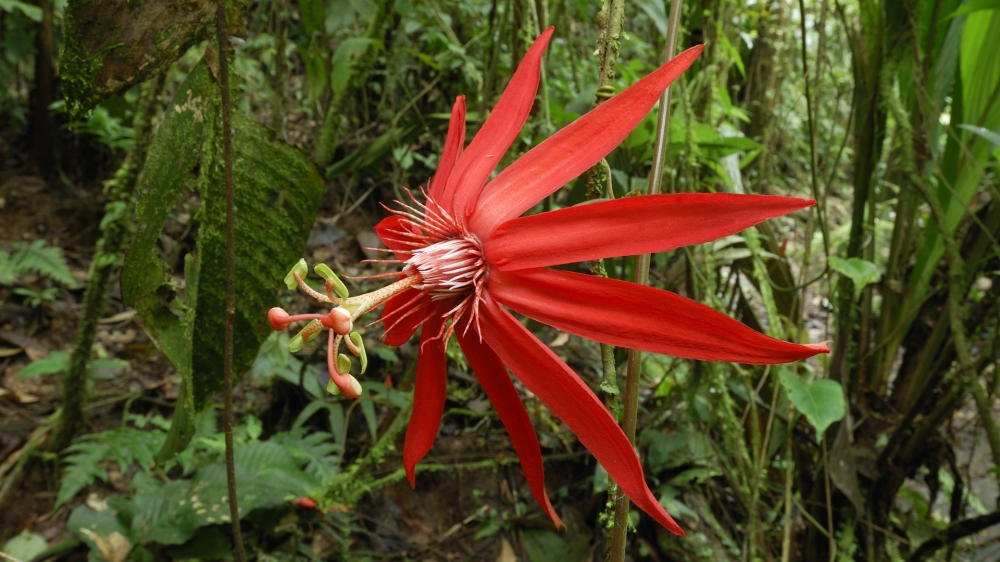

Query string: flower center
405 235 485 300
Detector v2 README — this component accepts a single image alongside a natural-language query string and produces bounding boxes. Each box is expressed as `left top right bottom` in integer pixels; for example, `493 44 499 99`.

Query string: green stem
51 76 163 452
613 0 683 558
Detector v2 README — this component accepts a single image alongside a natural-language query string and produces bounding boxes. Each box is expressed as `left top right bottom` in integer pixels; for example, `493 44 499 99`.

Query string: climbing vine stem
215 0 247 559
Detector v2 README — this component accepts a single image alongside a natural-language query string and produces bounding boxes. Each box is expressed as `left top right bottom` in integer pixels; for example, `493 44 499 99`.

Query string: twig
822 438 837 560
906 510 1000 562
0 551 25 562
0 415 54 511
214 2 246 560
780 408 796 562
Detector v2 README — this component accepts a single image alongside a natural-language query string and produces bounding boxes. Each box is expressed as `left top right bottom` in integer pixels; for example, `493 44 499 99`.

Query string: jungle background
2 0 1000 560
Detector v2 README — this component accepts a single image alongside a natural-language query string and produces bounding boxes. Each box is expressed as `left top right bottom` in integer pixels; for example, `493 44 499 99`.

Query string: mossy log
63 0 243 116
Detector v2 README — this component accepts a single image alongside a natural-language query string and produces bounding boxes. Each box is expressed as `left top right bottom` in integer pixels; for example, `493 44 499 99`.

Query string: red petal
429 95 467 201
456 329 564 529
444 27 554 219
469 45 705 237
403 309 448 486
478 294 684 535
374 215 421 260
381 288 430 346
489 268 830 364
485 193 815 271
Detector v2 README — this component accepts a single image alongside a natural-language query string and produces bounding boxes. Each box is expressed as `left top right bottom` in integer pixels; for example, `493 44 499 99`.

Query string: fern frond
57 440 111 508
11 240 76 285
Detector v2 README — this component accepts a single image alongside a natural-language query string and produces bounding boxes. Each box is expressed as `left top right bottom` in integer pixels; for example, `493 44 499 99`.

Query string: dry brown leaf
496 537 517 562
79 529 130 562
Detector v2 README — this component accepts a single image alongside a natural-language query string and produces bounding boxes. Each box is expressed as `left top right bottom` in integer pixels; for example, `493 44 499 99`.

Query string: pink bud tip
322 307 353 335
293 497 318 509
268 308 290 331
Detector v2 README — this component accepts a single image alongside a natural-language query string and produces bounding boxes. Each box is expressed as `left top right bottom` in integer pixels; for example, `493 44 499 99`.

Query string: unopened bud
268 307 290 330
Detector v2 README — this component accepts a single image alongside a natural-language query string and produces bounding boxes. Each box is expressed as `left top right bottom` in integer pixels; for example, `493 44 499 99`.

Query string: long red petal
444 27 554 219
478 294 684 535
381 288 430 346
485 193 815 271
488 268 830 363
456 329 564 529
403 309 448 486
429 95 466 201
469 45 705 238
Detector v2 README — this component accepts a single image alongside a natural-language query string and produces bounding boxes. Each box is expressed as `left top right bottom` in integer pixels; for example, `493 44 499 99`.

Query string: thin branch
906 510 1000 562
215 1 247 560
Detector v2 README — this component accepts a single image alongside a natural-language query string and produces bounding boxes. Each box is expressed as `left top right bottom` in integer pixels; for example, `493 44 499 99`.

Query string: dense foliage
1 0 999 561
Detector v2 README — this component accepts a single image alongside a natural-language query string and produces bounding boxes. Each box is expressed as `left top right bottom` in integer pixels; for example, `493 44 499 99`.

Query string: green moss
60 23 103 119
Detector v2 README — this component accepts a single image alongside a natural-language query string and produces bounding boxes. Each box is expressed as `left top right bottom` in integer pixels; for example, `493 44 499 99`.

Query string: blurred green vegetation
2 0 1000 561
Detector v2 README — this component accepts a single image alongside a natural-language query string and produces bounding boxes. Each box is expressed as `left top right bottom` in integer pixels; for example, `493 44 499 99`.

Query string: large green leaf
122 59 325 413
948 0 1000 19
909 13 1000 300
778 370 846 442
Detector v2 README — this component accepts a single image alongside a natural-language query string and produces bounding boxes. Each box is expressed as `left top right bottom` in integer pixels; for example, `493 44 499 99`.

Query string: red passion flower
269 27 829 536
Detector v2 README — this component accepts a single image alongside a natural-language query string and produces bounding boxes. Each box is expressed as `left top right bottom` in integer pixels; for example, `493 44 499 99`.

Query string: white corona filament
405 236 485 300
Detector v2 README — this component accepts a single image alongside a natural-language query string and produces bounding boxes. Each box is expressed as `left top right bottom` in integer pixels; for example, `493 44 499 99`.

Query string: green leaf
122 60 325 414
299 0 326 35
948 0 1000 19
473 515 502 540
2 530 48 561
522 530 578 562
0 0 43 21
778 370 845 442
121 64 212 407
634 0 667 36
958 123 1000 145
17 351 70 378
828 256 881 300
639 427 712 472
67 504 132 553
